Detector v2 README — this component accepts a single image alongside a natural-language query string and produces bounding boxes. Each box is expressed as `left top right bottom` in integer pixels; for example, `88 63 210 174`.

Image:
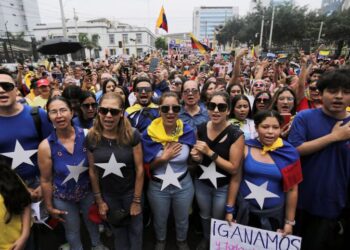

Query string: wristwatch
209 152 218 161
285 219 296 226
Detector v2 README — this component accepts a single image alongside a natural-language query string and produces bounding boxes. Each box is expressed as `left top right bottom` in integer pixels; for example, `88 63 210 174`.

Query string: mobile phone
281 113 292 128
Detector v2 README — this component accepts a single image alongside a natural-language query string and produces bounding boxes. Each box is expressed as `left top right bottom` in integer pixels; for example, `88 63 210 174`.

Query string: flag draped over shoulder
245 139 303 192
156 6 168 32
190 34 212 55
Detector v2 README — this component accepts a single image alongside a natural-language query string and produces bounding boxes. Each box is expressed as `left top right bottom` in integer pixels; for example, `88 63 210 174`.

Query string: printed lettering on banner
210 219 302 250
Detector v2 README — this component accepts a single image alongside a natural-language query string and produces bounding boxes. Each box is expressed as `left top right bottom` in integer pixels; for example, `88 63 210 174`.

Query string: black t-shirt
196 122 243 188
86 128 140 195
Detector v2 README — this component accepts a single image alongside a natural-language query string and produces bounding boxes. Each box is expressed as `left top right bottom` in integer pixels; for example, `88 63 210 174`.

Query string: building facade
32 18 156 59
193 6 239 41
0 0 40 39
320 0 343 14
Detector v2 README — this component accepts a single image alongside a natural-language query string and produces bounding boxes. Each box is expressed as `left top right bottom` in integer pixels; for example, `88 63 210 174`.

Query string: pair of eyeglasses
135 87 152 94
207 102 228 112
160 105 181 114
98 107 122 116
278 96 294 102
309 86 318 91
256 98 270 104
253 83 265 88
81 103 97 109
171 81 182 86
183 88 199 95
48 108 70 116
0 82 15 92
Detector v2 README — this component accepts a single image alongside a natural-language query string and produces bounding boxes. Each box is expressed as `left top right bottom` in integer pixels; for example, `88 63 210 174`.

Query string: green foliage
217 2 350 50
78 33 100 57
155 37 168 50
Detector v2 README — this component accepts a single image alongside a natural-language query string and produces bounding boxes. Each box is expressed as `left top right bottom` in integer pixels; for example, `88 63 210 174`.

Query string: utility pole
317 21 324 44
59 0 67 38
259 14 264 48
73 8 79 35
4 21 14 62
268 5 275 51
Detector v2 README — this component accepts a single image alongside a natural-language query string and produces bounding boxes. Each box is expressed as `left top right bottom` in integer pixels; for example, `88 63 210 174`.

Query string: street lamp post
268 5 275 51
317 21 324 44
259 13 264 48
4 21 14 62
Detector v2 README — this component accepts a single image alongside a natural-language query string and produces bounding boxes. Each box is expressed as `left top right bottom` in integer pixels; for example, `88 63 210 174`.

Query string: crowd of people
0 47 349 250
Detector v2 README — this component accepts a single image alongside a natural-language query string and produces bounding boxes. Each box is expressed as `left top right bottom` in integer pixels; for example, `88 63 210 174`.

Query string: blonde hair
88 92 133 146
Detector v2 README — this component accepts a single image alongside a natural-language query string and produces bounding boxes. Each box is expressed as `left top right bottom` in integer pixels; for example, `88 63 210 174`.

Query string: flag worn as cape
245 139 302 192
156 6 168 32
142 118 195 164
190 34 212 55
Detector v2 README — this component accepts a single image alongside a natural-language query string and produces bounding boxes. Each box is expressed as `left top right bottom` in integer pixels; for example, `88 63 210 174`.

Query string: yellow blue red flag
190 33 212 55
156 6 168 32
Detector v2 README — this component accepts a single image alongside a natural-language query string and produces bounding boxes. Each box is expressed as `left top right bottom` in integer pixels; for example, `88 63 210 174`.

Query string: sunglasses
183 88 199 95
135 86 152 94
309 86 318 91
0 82 15 92
160 105 181 114
171 80 182 86
207 102 228 112
98 107 122 116
256 98 270 104
253 83 265 88
81 103 97 109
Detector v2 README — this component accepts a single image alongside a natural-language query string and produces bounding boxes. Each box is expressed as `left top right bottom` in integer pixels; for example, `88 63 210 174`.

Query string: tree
78 33 100 58
155 37 168 50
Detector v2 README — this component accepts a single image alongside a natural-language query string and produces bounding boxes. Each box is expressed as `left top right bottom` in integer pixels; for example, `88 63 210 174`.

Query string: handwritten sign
210 219 302 250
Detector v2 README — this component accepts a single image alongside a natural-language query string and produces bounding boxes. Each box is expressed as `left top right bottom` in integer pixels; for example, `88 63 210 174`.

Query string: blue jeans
103 191 143 250
53 193 101 250
194 179 228 239
148 173 194 241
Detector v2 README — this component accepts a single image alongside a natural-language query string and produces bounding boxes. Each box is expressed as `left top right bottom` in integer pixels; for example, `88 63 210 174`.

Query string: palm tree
78 33 100 58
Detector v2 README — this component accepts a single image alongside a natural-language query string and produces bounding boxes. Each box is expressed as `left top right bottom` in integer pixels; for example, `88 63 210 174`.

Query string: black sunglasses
309 86 318 91
160 105 181 114
207 102 228 112
81 103 97 109
256 97 270 104
0 82 15 92
135 86 152 94
98 107 122 116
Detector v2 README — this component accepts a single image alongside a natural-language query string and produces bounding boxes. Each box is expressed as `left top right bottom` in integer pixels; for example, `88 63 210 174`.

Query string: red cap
37 79 50 87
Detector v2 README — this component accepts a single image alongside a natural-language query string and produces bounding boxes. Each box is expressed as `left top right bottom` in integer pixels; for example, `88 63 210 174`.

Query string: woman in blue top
38 96 107 250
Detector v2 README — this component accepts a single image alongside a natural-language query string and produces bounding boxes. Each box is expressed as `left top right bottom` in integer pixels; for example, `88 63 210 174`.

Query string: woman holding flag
142 92 196 250
225 110 302 236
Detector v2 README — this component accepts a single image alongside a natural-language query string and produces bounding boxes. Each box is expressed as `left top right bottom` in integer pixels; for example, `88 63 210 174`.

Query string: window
109 34 115 44
136 48 143 57
125 48 130 55
110 49 116 55
136 33 142 44
122 34 128 45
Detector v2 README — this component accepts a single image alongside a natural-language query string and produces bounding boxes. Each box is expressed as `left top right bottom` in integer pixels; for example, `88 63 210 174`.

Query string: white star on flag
95 153 126 178
62 159 87 184
199 161 225 189
155 163 185 191
244 180 279 209
1 140 37 170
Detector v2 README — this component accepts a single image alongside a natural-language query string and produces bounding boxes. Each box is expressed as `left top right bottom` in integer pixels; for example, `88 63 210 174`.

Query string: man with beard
126 76 159 133
289 69 350 250
179 80 208 131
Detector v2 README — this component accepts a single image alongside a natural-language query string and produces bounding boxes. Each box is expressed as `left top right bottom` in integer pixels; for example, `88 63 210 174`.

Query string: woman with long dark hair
0 163 31 250
87 92 144 250
73 91 97 129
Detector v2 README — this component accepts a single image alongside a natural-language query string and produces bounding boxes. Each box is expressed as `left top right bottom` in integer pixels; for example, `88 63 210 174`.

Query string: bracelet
209 152 219 161
225 204 235 214
93 192 101 197
132 201 141 205
285 219 296 226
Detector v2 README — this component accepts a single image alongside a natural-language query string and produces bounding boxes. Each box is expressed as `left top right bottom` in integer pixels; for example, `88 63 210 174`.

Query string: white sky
37 0 322 33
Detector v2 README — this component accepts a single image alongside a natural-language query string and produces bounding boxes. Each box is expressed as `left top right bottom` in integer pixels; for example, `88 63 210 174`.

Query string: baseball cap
37 79 50 87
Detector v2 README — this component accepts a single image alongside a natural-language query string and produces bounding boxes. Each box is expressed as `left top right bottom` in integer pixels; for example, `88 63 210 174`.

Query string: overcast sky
37 0 322 33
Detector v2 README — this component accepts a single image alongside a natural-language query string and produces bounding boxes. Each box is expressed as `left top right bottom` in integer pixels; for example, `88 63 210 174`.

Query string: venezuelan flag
190 34 212 55
156 6 168 32
251 45 257 59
